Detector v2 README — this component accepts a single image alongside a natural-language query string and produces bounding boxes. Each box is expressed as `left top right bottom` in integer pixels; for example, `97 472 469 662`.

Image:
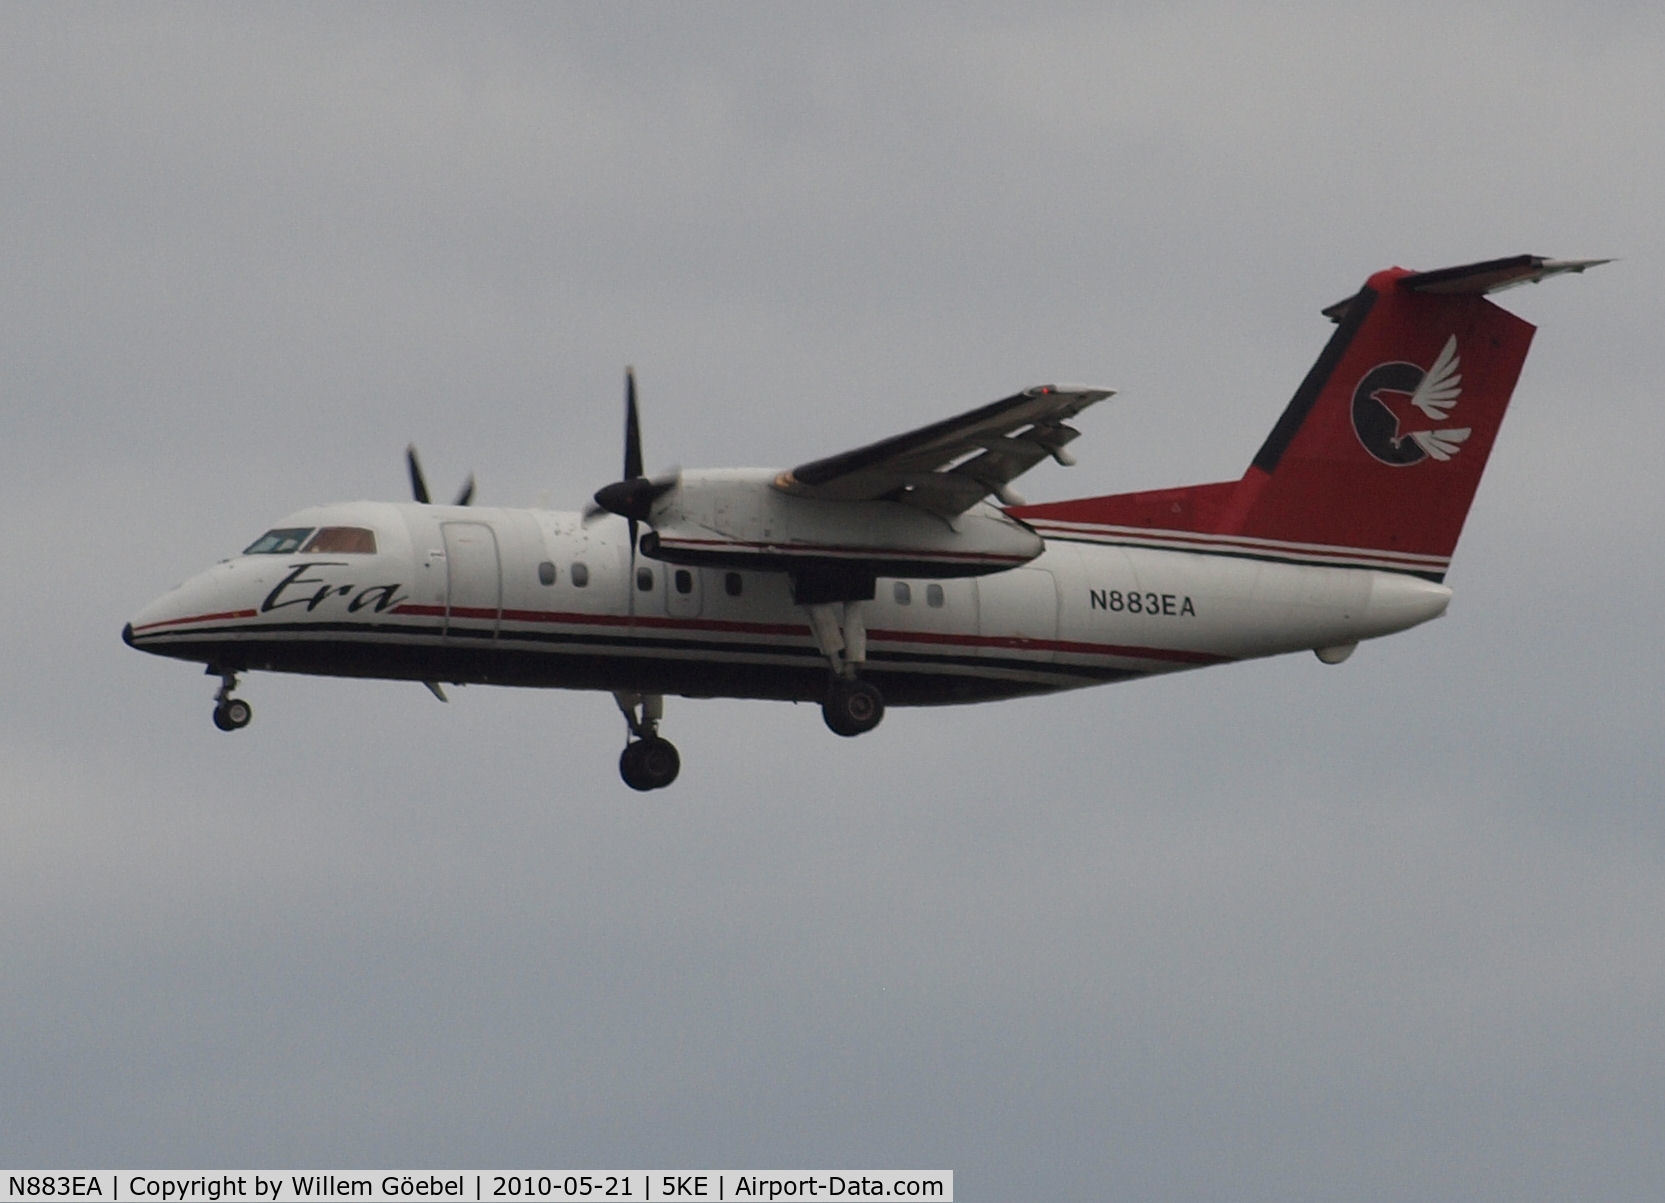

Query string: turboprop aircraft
124 254 1603 790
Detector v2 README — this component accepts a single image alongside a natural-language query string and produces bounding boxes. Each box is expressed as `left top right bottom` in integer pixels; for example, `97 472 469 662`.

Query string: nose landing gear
613 691 680 791
210 668 252 732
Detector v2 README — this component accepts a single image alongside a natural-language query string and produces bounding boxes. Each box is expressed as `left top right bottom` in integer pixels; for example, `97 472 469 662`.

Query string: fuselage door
976 567 1059 663
442 521 502 638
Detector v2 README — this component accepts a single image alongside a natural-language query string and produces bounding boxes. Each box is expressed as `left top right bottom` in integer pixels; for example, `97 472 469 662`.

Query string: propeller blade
406 445 431 504
624 367 644 482
592 368 674 563
407 444 474 505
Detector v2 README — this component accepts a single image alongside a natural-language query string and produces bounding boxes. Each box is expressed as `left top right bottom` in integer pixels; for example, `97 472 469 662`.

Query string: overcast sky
4 4 1662 1198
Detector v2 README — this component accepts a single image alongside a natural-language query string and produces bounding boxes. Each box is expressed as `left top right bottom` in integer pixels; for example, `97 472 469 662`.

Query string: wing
773 384 1113 517
1410 334 1462 421
1409 427 1472 461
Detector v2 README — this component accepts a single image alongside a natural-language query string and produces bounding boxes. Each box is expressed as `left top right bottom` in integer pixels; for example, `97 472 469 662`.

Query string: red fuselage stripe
131 608 260 633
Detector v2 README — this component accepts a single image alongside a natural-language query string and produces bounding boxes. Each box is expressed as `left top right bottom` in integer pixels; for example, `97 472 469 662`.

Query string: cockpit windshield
243 528 313 555
243 526 378 555
303 526 377 554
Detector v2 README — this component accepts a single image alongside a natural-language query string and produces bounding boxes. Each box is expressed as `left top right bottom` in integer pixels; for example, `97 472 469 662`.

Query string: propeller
587 368 678 555
406 444 476 507
624 364 643 482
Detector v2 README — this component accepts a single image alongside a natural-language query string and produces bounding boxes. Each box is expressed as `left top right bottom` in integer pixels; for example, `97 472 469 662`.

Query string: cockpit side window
302 526 377 554
243 528 314 555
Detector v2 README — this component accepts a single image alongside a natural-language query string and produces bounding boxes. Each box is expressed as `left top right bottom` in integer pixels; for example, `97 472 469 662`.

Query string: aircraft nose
123 593 176 655
125 587 177 652
124 564 244 657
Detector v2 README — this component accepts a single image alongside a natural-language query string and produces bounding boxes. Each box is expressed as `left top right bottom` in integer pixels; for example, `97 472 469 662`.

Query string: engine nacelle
639 469 1043 588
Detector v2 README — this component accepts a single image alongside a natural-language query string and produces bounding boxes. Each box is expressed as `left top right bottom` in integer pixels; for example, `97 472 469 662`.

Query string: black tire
620 737 680 791
213 699 252 732
822 679 885 737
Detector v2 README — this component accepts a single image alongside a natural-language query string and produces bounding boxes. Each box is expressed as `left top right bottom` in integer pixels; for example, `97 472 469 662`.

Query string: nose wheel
213 697 253 731
613 691 680 791
210 669 252 732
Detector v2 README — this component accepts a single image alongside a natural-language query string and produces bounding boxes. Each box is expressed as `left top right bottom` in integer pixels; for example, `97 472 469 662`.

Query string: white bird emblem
1362 334 1474 463
1402 335 1471 461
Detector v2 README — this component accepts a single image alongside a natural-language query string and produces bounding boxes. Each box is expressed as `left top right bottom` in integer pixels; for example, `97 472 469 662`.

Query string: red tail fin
1014 256 1602 580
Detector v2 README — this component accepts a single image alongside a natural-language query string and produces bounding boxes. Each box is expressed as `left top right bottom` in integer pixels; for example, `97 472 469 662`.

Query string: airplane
124 254 1604 790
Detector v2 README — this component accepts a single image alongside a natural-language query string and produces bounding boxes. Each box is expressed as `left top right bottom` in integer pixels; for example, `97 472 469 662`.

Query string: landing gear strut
210 668 252 732
805 599 886 737
613 691 680 791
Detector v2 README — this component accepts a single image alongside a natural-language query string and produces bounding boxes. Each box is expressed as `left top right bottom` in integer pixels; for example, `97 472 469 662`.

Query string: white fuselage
126 499 1453 705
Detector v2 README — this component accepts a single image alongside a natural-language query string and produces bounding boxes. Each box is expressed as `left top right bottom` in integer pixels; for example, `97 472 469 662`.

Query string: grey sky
4 4 1663 1198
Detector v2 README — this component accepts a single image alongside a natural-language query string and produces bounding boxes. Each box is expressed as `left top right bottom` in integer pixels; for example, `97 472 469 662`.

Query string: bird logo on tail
1350 334 1472 466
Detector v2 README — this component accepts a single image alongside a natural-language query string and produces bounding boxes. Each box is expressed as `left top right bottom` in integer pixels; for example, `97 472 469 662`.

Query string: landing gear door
442 521 502 637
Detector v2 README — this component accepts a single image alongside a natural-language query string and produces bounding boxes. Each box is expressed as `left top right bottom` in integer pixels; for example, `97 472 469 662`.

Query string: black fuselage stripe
129 620 1157 686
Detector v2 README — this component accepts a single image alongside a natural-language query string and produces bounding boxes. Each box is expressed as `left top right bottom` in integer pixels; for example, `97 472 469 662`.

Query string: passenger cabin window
637 567 654 592
570 562 589 587
243 528 313 555
675 569 694 595
893 581 912 605
301 526 377 554
725 572 743 597
538 561 557 586
926 583 945 608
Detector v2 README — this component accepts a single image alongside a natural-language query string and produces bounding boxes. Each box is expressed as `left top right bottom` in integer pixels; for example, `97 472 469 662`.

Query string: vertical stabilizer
1012 256 1604 580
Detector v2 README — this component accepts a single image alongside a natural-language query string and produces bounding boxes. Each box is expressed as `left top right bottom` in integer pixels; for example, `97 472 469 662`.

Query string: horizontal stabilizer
1323 254 1609 321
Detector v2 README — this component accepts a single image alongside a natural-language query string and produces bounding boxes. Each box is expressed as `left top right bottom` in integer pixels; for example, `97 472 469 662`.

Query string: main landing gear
210 668 252 732
823 677 884 737
614 691 680 791
805 600 886 737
